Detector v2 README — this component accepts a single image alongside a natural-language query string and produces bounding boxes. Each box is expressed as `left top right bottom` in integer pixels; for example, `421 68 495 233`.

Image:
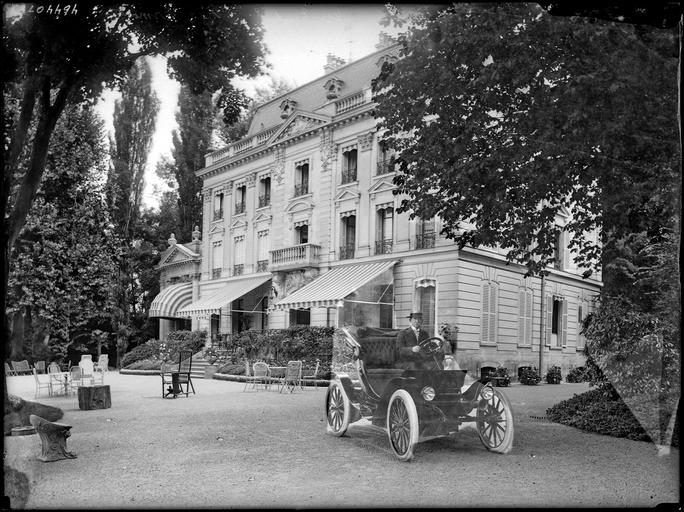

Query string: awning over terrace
149 282 193 318
176 275 271 317
273 260 398 311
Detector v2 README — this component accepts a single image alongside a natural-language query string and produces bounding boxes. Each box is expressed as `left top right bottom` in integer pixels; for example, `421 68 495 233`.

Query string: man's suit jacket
395 327 431 368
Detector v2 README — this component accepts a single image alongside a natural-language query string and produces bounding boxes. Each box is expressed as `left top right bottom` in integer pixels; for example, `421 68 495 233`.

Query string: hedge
122 330 207 368
546 385 679 447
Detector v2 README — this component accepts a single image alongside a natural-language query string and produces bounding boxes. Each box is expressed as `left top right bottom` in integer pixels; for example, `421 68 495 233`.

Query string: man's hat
408 312 423 319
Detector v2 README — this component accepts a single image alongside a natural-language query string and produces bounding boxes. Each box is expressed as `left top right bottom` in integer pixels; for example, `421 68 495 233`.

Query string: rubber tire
476 387 514 454
326 381 350 437
387 389 419 461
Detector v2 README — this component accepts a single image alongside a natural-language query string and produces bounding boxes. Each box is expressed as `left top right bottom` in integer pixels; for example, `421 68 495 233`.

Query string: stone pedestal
77 385 111 410
29 414 77 462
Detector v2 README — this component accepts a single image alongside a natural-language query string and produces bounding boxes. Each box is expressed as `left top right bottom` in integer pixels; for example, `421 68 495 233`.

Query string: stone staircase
189 352 211 379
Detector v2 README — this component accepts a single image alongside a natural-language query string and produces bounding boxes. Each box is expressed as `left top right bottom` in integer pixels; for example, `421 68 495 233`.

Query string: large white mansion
149 37 602 378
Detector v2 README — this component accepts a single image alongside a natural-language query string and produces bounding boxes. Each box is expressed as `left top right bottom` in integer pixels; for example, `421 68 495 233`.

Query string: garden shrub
217 362 245 375
491 366 511 386
519 366 541 385
122 339 161 367
122 330 207 369
566 366 590 383
545 365 562 384
546 385 679 447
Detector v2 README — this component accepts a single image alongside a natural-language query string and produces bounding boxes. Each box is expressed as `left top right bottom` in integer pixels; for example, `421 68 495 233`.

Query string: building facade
150 39 602 378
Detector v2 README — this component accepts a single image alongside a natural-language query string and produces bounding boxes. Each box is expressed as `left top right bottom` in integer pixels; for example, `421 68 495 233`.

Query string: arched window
415 278 436 335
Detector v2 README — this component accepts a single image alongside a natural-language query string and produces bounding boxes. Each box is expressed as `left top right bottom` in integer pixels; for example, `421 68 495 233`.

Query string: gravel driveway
4 373 679 508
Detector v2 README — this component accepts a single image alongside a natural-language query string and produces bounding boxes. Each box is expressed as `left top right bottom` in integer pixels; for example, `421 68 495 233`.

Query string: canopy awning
273 260 398 311
176 275 271 317
149 282 193 318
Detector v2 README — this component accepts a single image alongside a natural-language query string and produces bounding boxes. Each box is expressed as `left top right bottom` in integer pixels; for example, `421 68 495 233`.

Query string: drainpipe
539 274 546 372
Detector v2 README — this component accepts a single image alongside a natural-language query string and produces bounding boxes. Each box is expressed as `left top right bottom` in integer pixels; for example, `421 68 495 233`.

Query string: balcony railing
375 239 393 255
376 157 395 175
335 90 366 114
256 260 269 272
270 243 321 271
415 232 436 249
213 209 223 221
339 244 355 260
212 268 222 279
233 264 244 276
341 168 357 184
234 202 245 215
258 194 271 208
294 183 309 197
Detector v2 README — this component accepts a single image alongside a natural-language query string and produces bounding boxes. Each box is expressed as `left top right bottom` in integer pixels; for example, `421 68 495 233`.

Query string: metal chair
243 361 270 392
278 360 303 394
11 360 32 375
301 359 321 390
66 366 83 395
33 368 53 398
34 360 46 374
162 350 195 398
5 362 17 376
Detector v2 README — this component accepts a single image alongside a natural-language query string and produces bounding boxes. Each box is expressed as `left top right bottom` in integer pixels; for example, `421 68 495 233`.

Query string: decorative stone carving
246 172 257 188
271 268 321 300
279 98 297 119
30 415 77 462
192 226 201 242
324 77 344 99
320 128 333 172
168 233 177 246
272 147 285 184
281 116 317 139
358 132 374 152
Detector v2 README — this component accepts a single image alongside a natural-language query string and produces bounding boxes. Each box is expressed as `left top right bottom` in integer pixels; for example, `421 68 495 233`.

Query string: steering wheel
418 337 443 355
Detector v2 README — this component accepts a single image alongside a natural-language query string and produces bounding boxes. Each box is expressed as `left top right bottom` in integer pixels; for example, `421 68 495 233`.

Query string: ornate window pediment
267 112 331 146
208 224 225 238
368 177 396 200
334 188 361 206
324 77 344 99
279 98 297 119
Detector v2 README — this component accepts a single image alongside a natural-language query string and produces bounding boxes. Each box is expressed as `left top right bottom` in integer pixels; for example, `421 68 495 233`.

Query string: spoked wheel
326 381 350 436
476 386 514 453
387 389 419 461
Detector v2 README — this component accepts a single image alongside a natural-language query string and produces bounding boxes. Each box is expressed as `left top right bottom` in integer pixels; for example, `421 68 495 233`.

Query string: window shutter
481 283 490 343
561 299 568 347
518 289 526 344
489 283 498 344
545 295 553 345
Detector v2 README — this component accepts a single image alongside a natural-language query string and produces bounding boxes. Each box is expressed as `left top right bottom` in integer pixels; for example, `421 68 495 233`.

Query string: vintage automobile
325 326 514 461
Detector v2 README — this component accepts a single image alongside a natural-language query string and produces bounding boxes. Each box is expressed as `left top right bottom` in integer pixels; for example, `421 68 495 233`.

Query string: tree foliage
106 59 160 239
7 105 118 360
373 3 679 278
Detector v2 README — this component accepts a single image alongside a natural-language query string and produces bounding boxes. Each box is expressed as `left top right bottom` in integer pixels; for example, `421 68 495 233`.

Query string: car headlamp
421 386 436 401
480 385 494 400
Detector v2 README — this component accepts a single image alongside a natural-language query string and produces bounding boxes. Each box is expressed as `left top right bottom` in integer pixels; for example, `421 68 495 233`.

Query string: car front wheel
476 387 514 453
387 389 419 461
326 381 350 436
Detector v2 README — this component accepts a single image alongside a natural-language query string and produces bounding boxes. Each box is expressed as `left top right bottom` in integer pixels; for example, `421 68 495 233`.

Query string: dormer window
279 98 297 119
324 77 344 99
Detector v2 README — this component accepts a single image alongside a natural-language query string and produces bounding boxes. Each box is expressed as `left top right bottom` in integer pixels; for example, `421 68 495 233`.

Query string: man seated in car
396 312 447 370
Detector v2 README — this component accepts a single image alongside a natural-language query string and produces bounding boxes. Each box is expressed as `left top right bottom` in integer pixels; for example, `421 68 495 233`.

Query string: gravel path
4 373 679 509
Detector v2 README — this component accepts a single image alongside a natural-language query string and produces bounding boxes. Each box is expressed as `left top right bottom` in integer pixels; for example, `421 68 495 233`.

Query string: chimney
324 53 346 74
375 31 396 50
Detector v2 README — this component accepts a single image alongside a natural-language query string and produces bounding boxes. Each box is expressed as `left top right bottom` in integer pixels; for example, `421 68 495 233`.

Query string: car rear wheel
387 389 419 461
476 387 514 453
326 381 350 436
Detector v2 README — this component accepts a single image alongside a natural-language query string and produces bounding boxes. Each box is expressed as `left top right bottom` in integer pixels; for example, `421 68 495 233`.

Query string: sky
94 4 413 208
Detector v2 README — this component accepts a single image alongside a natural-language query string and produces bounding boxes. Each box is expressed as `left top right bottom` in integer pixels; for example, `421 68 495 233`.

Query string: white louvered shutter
518 289 526 344
481 283 490 343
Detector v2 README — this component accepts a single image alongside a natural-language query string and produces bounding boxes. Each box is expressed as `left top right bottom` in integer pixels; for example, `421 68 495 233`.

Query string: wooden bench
11 360 32 375
29 415 77 462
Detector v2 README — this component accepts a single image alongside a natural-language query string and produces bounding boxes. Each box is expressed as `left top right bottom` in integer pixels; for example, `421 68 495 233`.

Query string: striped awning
176 275 271 317
273 260 398 311
149 282 193 318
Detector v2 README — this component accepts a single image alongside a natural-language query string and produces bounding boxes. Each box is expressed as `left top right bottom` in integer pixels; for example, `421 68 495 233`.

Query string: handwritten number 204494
27 4 78 16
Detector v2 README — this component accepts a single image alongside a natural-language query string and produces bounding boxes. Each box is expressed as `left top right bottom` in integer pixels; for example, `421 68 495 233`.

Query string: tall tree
7 105 118 362
373 3 679 280
169 85 217 242
106 59 161 367
3 3 267 381
107 59 160 239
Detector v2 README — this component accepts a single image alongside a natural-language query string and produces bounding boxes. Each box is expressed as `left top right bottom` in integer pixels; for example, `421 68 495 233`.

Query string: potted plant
519 366 541 385
545 365 562 384
490 366 511 387
203 347 220 379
